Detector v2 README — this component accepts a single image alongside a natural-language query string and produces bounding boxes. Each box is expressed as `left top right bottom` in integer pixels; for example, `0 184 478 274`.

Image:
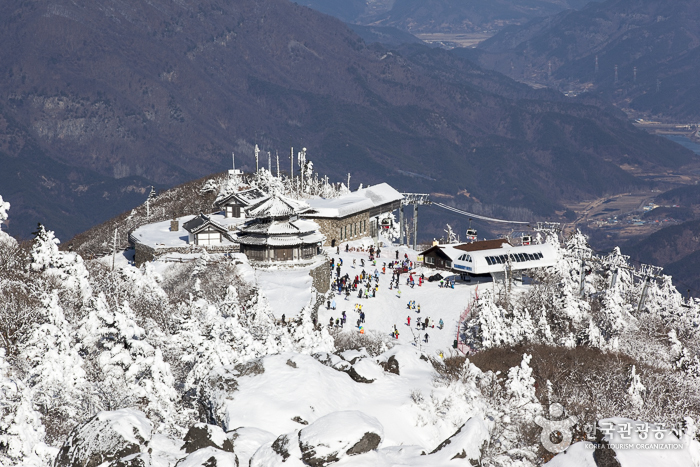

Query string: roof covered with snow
305 183 403 219
215 187 269 207
247 193 311 219
130 214 244 248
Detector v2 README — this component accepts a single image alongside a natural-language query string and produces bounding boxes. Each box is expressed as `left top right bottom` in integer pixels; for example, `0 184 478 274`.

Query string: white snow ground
91 236 700 467
255 267 314 319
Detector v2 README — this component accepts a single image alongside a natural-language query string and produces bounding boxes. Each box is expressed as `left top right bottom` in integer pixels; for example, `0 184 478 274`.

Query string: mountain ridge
0 0 695 240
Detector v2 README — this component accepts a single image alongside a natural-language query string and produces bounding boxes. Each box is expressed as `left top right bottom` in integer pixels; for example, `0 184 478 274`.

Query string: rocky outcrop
175 446 239 467
298 411 383 467
182 423 233 454
54 409 152 467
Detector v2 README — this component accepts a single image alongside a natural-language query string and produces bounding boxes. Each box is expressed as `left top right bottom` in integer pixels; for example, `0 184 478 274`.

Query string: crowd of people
326 245 448 345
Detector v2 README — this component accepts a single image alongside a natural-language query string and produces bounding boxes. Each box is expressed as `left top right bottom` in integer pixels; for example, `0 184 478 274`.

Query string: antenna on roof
290 147 294 181
232 152 235 171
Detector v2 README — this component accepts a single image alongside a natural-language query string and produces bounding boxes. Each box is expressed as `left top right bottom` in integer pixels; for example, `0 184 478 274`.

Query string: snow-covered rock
298 411 383 466
225 427 276 467
427 416 489 463
182 423 231 454
249 430 305 467
175 446 238 467
55 409 152 467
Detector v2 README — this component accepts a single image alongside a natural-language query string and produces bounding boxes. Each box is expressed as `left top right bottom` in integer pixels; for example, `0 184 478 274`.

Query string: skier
346 244 349 252
425 333 429 343
281 314 286 324
438 318 444 329
329 317 333 327
417 304 421 314
395 250 399 260
407 316 411 326
377 247 381 258
332 299 337 310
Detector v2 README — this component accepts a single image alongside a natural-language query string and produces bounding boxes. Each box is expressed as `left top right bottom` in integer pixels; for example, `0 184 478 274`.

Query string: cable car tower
399 193 430 251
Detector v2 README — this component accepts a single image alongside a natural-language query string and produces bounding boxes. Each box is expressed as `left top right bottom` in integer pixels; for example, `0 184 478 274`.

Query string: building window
425 256 434 264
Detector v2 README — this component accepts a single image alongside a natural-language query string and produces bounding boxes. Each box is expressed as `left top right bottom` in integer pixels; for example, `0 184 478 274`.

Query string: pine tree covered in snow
0 349 55 467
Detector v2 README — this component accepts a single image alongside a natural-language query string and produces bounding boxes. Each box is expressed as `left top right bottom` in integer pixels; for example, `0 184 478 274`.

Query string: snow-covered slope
2 195 700 467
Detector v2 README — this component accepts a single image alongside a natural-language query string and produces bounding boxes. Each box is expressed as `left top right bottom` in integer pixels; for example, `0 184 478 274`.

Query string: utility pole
255 144 260 172
276 151 280 178
268 151 272 173
290 147 294 181
347 173 351 191
112 228 117 272
413 205 418 251
399 204 405 245
232 152 235 171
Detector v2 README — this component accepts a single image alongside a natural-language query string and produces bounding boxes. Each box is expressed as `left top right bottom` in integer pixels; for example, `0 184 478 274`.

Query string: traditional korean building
182 213 234 245
214 186 269 219
236 192 325 262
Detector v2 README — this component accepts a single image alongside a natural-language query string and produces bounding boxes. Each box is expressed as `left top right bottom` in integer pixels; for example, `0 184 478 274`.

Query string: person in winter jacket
439 318 444 329
407 316 411 326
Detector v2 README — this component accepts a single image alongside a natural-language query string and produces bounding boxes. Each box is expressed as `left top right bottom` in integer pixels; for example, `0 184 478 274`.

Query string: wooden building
214 187 268 219
236 192 324 262
421 239 512 270
182 214 234 246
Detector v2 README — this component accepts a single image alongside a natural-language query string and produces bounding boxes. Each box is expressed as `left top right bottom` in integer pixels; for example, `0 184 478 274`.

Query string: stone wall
132 241 240 267
308 258 331 322
311 211 372 247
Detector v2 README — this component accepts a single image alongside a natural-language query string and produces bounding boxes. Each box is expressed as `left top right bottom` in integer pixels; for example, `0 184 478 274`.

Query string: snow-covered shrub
0 348 56 466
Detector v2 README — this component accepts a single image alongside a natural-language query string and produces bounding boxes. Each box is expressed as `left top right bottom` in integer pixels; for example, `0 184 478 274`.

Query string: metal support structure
413 204 418 251
399 193 430 249
635 264 663 313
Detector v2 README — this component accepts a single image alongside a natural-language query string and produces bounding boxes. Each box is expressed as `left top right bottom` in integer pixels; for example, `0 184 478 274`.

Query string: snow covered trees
78 295 178 434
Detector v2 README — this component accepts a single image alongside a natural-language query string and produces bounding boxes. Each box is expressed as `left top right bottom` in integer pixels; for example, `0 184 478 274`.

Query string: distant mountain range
295 0 590 34
0 0 695 241
473 0 700 121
